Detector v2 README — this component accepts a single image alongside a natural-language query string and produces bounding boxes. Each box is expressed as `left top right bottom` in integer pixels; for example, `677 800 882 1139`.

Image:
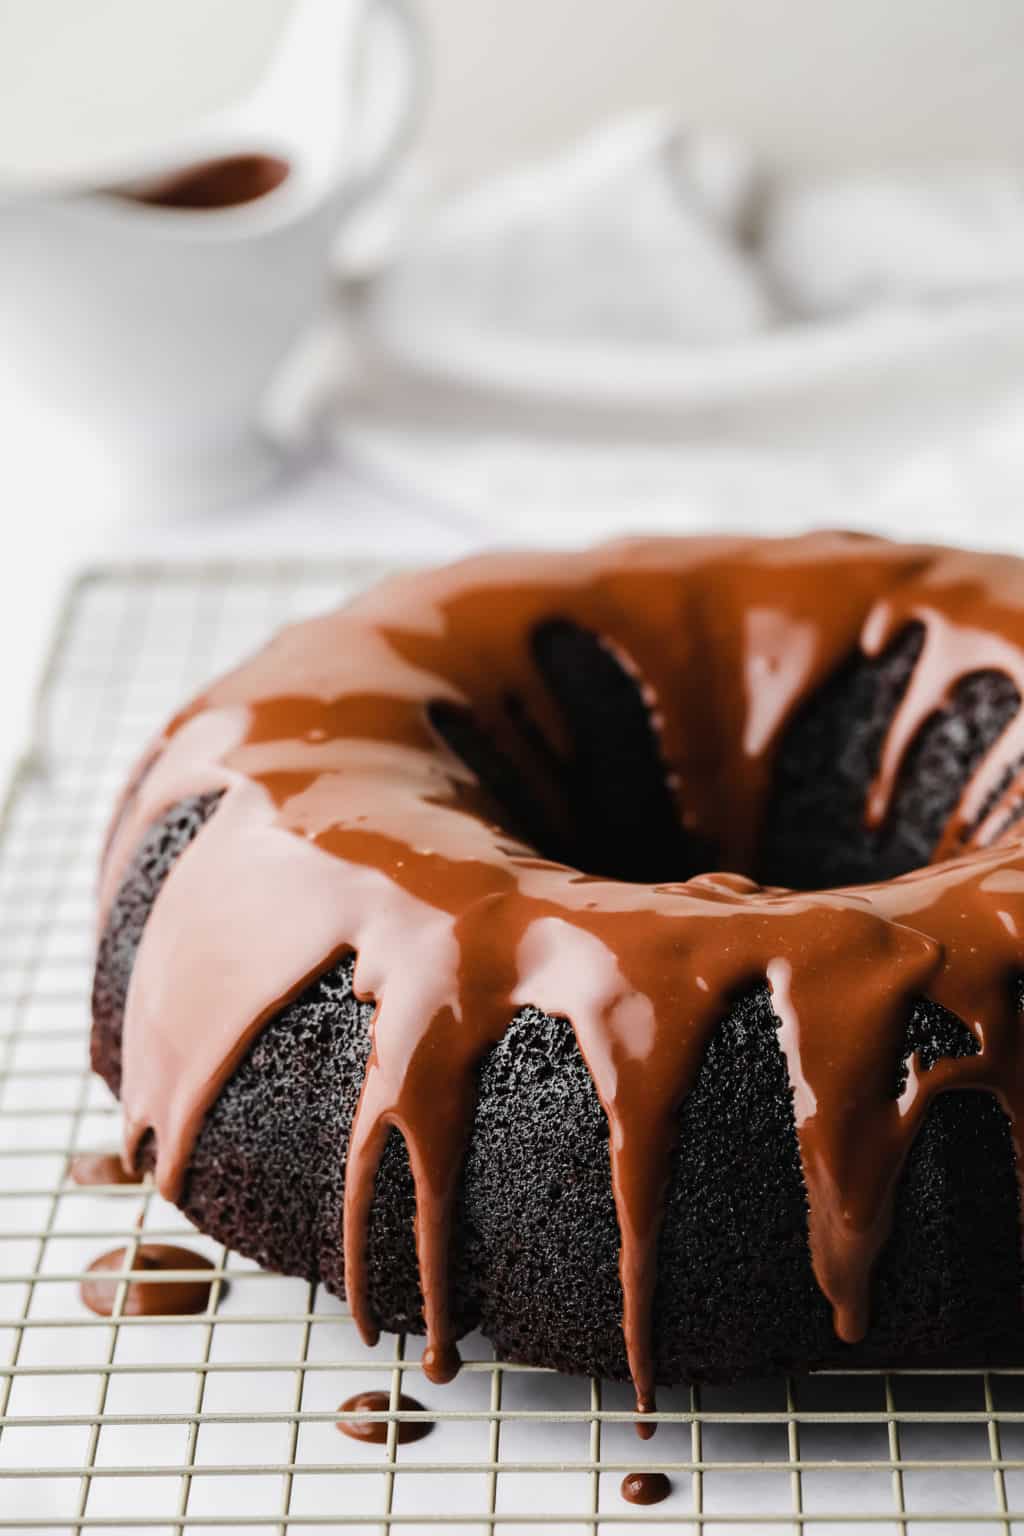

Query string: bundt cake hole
426 698 575 865
430 618 719 884
528 618 708 883
431 618 1024 893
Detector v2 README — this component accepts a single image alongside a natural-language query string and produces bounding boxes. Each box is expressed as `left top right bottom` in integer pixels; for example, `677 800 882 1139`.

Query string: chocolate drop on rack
621 1470 671 1505
336 1390 432 1445
80 1244 216 1317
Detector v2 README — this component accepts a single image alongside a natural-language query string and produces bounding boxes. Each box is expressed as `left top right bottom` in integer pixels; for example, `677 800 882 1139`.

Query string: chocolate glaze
96 533 1024 1423
80 1244 216 1317
120 153 289 211
336 1390 432 1444
621 1470 671 1505
69 1152 143 1188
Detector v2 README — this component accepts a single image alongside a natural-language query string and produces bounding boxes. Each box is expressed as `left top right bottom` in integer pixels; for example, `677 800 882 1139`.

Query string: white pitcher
0 0 421 511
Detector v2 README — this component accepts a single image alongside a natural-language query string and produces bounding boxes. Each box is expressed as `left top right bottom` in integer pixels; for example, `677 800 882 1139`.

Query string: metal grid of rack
3 560 1024 1533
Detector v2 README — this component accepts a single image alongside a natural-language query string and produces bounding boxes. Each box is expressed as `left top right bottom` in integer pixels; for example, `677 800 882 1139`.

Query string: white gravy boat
0 0 420 511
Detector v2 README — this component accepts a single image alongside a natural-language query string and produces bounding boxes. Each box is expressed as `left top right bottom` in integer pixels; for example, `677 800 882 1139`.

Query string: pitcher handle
347 0 425 205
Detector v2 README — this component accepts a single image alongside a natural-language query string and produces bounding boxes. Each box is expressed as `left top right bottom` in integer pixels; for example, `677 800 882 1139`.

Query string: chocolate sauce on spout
96 533 1024 1420
119 153 289 210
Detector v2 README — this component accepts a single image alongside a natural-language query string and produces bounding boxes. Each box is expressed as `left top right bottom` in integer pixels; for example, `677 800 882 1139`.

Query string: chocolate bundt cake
92 531 1024 1416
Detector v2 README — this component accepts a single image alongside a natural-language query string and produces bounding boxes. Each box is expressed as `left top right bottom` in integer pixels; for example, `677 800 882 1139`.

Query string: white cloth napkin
365 116 774 355
764 166 1024 316
336 112 1024 544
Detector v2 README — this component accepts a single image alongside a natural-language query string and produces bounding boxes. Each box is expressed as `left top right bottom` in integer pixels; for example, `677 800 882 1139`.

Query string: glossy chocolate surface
621 1470 671 1505
97 533 1024 1421
336 1390 432 1444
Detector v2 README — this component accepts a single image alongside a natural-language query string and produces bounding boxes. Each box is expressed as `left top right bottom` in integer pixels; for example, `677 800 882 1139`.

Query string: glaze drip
70 1152 144 1188
97 533 1024 1416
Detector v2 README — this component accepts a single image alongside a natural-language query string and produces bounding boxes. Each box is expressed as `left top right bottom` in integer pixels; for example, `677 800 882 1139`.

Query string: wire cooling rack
4 561 1024 1534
